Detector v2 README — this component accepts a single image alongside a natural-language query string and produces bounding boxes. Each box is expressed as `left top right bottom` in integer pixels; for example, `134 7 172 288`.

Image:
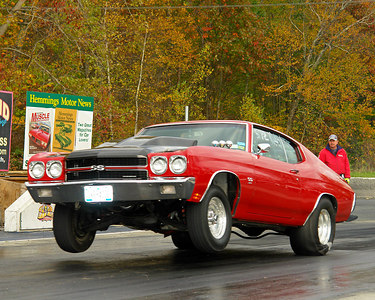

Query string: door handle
290 169 299 174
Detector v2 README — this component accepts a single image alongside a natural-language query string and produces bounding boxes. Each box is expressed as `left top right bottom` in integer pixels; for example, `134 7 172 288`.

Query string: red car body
26 121 356 255
28 124 51 150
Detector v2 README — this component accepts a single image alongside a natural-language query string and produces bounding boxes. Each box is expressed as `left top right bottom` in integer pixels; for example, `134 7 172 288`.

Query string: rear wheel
171 232 196 250
53 203 96 253
289 198 335 256
186 186 232 253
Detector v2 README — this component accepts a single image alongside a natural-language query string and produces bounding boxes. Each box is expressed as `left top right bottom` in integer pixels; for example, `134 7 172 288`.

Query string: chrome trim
90 165 105 171
66 168 149 181
150 156 168 175
46 160 63 179
66 168 147 173
169 155 187 174
351 193 356 213
66 166 148 172
198 170 241 203
29 161 46 179
66 155 148 169
303 193 335 226
26 177 196 204
26 177 194 188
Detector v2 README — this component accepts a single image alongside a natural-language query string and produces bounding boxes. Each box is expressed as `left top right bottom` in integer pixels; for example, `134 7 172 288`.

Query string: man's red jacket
318 145 351 178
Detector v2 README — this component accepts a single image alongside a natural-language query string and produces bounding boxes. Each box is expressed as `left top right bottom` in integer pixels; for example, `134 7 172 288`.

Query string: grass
351 171 375 178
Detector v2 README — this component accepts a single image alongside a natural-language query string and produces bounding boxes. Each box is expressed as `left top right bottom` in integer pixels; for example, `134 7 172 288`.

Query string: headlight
150 156 168 175
29 161 45 179
169 155 187 174
46 161 63 178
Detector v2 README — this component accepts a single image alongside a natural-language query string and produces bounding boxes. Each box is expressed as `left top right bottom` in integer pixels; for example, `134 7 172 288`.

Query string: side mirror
256 143 270 155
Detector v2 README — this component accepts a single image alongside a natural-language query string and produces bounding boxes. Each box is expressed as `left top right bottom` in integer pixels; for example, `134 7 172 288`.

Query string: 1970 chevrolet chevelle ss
26 121 356 255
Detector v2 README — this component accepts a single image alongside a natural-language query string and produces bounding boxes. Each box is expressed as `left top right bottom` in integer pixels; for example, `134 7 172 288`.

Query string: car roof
144 120 251 128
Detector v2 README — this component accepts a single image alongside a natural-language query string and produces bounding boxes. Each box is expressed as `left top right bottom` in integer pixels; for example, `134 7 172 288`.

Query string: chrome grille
67 170 148 181
66 157 147 168
66 156 148 181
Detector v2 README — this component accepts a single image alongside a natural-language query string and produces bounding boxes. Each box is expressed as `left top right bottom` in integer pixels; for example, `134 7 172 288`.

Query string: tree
261 0 375 162
2 0 375 170
0 0 27 37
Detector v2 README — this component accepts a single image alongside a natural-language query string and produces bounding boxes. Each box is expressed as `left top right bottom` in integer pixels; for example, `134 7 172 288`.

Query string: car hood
67 136 197 159
30 129 50 141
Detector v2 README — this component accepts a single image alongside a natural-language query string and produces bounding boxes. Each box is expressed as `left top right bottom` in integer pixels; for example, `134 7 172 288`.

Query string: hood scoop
115 136 197 148
67 136 197 160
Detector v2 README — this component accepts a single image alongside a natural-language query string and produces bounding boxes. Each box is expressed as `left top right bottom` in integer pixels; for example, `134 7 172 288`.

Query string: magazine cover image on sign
52 108 77 152
28 110 52 154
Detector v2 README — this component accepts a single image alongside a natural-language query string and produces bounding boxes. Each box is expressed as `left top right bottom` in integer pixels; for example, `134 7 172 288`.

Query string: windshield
40 125 50 134
139 123 247 151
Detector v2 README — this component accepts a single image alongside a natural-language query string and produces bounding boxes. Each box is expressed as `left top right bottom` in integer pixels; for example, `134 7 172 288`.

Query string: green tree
240 94 264 124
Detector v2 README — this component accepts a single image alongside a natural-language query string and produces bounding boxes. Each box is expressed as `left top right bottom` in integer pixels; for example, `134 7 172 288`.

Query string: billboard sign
23 91 94 169
0 91 13 171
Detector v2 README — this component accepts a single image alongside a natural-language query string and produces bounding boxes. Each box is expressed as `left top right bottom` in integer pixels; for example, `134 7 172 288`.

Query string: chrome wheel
187 186 232 253
207 196 227 239
318 209 331 245
289 198 336 256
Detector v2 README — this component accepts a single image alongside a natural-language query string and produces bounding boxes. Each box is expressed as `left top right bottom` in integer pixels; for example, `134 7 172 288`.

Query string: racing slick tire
171 232 196 250
53 203 96 253
289 197 336 256
186 186 232 253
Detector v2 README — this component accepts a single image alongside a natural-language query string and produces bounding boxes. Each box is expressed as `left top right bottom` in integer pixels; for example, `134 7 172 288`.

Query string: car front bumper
26 177 195 204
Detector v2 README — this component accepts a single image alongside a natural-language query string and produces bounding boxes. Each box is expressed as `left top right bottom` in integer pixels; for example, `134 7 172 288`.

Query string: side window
252 127 266 153
252 127 286 161
280 137 300 164
252 126 300 163
268 133 287 162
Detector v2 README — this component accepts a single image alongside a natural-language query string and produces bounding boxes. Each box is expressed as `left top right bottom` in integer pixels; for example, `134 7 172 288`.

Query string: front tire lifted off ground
53 203 96 253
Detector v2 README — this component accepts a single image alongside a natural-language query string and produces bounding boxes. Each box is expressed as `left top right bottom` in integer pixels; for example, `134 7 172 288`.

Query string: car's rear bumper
26 177 195 204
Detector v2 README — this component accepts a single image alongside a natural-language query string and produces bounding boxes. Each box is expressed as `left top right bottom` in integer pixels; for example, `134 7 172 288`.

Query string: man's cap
329 134 338 141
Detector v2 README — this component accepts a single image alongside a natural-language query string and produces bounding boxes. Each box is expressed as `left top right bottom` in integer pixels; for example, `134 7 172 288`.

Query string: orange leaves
257 1 375 166
201 26 213 32
2 0 375 170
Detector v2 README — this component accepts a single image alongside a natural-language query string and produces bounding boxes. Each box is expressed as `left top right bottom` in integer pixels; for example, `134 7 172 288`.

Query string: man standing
319 134 351 183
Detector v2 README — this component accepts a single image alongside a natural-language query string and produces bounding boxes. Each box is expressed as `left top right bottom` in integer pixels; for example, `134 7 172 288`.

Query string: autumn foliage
1 0 375 170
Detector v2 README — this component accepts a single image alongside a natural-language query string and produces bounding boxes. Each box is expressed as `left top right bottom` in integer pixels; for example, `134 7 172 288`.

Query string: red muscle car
25 121 356 255
28 123 51 150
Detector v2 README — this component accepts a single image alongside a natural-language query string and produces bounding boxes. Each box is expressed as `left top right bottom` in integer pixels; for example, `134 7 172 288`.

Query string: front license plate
84 185 113 202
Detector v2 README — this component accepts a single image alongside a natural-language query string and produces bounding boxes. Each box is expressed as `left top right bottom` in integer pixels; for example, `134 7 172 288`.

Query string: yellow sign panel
52 108 77 152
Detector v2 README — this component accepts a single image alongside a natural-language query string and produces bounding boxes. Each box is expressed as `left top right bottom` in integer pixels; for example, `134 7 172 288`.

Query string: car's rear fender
198 171 241 215
303 193 337 226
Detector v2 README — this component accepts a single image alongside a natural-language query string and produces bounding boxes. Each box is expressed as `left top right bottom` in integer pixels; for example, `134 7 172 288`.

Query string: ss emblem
91 165 105 171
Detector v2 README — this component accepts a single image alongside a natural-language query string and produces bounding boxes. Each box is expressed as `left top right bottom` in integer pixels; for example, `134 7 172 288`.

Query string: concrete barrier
350 177 375 199
4 191 53 232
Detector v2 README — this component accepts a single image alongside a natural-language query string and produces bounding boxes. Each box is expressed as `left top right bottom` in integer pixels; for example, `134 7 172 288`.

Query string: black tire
289 198 336 256
186 186 232 253
171 232 196 250
53 203 96 253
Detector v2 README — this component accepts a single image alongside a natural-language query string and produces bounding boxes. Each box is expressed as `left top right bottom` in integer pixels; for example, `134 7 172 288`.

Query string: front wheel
186 186 232 253
289 198 336 256
53 203 96 253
